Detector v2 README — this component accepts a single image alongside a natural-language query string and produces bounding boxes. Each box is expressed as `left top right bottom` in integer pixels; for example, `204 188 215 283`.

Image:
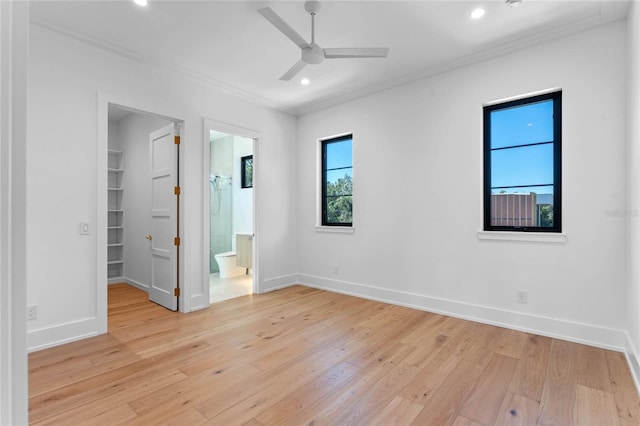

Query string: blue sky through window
325 138 352 183
490 100 554 199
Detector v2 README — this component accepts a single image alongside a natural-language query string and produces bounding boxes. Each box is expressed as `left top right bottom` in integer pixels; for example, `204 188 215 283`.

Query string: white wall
27 24 298 350
627 0 640 387
297 21 628 349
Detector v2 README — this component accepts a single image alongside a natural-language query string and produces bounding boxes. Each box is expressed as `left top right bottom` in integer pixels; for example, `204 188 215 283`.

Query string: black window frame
483 91 562 233
240 155 253 189
321 134 353 227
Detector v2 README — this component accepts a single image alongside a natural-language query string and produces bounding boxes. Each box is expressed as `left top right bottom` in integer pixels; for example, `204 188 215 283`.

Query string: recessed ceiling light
134 0 148 6
301 78 310 86
470 7 486 20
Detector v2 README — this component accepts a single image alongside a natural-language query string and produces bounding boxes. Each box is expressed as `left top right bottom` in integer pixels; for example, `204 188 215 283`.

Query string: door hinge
174 186 181 195
174 136 180 145
174 237 181 246
174 287 180 296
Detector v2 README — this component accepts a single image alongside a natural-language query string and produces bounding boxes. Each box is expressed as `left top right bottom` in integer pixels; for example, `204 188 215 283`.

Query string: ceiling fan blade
258 7 309 50
279 60 307 81
324 47 390 59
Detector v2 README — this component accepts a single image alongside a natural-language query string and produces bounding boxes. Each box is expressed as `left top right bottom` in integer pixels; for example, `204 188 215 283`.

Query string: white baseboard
625 333 640 397
27 317 100 353
296 273 627 352
260 274 298 293
117 277 149 292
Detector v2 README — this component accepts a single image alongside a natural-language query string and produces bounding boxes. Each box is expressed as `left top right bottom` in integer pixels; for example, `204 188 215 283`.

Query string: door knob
145 234 153 240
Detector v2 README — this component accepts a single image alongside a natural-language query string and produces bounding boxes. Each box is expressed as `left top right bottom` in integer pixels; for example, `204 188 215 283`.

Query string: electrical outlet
79 221 90 235
516 290 528 304
27 305 38 320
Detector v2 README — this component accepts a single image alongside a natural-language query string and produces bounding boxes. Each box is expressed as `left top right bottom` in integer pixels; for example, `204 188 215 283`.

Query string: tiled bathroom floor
209 272 253 304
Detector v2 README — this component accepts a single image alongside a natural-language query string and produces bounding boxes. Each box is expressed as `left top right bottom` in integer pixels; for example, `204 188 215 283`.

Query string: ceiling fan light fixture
301 78 310 86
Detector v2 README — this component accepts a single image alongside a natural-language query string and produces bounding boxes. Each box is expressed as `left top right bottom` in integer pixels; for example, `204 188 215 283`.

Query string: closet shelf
108 149 125 282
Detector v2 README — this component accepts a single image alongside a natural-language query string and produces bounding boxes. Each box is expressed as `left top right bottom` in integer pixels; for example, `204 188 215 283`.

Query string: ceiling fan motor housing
302 44 324 64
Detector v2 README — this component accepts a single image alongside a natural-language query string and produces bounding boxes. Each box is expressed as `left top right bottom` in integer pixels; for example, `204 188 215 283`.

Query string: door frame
98 93 185 331
202 118 260 304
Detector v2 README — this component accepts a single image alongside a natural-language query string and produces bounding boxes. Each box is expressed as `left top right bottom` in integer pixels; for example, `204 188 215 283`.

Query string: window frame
483 91 562 233
240 155 253 189
320 134 353 227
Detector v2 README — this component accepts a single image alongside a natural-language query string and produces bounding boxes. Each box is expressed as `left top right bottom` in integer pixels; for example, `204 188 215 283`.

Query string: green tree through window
326 174 352 224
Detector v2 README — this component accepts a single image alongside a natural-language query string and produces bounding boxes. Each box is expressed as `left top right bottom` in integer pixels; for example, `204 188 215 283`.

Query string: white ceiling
31 0 629 115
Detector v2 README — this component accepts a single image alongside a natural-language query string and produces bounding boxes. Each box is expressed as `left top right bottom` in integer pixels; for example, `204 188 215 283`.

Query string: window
241 155 253 188
321 134 353 226
484 91 562 232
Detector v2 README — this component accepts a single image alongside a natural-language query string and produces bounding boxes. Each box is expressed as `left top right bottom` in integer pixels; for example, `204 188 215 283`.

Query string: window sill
315 226 355 234
477 230 567 244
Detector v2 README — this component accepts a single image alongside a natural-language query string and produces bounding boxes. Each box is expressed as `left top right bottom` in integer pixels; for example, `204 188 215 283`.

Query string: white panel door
149 123 178 311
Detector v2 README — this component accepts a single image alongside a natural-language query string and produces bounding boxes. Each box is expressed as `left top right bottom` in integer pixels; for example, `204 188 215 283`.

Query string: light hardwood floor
29 283 640 425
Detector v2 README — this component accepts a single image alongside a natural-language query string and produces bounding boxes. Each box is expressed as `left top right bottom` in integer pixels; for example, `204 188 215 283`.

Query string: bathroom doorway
203 120 258 304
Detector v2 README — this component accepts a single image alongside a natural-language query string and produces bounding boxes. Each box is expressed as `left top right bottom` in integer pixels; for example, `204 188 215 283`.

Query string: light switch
80 221 90 235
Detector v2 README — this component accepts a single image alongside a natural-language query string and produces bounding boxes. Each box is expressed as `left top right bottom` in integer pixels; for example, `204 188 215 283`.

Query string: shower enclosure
210 133 235 273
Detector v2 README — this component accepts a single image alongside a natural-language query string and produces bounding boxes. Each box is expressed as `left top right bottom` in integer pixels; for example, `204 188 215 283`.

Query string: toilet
214 251 246 278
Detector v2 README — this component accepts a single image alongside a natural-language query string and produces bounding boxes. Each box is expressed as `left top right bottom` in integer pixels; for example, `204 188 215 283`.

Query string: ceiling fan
258 1 390 81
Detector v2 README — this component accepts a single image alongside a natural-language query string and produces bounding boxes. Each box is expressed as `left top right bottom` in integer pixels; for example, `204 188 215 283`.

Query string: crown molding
30 0 629 118
294 1 630 116
29 17 298 116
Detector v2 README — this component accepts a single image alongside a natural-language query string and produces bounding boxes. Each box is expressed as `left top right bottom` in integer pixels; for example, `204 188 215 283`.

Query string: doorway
106 104 182 311
203 120 259 304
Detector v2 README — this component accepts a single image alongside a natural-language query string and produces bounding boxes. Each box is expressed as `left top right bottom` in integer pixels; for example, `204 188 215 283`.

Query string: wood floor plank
508 334 552 403
29 340 211 421
494 392 540 426
399 321 476 404
576 344 614 393
280 343 417 426
607 350 640 423
452 416 484 426
575 384 620 426
127 363 262 417
28 284 640 426
537 339 580 425
326 356 422 425
459 353 520 425
495 328 528 359
253 361 360 425
31 369 187 425
369 395 424 426
198 338 367 423
410 359 484 425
